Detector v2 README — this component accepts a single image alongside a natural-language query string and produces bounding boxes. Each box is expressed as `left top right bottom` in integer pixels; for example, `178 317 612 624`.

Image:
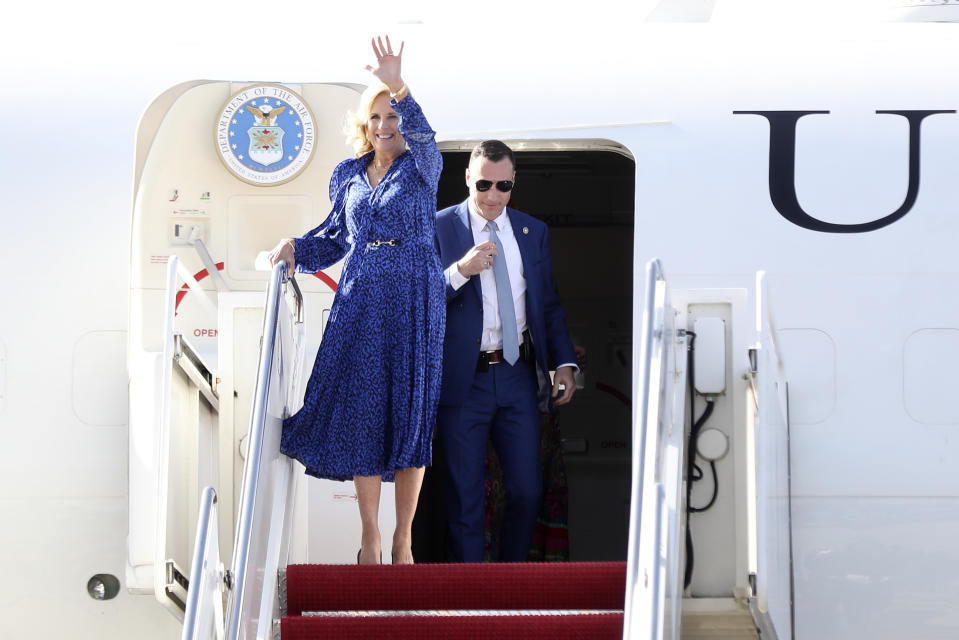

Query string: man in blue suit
434 140 578 562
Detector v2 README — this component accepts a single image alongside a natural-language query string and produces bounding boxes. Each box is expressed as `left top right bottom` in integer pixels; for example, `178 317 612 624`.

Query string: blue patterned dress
280 94 445 481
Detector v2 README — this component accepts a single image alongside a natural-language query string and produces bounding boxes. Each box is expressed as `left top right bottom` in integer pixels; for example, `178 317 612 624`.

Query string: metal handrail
181 487 221 640
175 258 218 319
223 261 293 640
287 274 304 324
623 258 666 638
154 256 180 613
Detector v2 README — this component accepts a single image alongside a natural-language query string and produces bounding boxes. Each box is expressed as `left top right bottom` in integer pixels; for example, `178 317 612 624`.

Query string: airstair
150 258 796 639
622 262 793 640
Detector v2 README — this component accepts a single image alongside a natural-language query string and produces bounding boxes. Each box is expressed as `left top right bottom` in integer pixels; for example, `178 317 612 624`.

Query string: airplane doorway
414 143 636 562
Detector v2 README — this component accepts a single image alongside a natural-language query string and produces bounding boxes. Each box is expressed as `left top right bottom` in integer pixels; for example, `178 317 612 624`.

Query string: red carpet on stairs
281 613 625 639
285 561 626 615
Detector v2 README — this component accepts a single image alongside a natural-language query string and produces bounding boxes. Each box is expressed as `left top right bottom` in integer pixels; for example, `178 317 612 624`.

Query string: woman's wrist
390 82 408 101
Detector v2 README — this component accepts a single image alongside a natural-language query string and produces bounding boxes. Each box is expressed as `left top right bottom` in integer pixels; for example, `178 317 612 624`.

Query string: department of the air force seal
215 84 316 186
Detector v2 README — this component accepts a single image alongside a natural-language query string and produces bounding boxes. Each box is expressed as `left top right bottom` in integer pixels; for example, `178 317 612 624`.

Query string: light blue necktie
486 220 519 365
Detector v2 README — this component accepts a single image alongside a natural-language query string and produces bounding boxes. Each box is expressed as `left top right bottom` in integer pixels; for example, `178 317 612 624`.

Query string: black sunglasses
474 179 514 193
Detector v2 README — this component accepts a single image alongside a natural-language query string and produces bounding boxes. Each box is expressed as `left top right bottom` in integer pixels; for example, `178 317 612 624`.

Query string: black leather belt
477 333 533 371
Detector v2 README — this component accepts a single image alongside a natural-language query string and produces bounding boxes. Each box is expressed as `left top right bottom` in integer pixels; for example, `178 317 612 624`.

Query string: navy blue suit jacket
434 200 577 409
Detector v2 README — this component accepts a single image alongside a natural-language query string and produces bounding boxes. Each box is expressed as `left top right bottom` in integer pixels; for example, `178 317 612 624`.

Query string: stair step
681 602 759 640
302 608 621 617
285 562 625 615
281 612 624 639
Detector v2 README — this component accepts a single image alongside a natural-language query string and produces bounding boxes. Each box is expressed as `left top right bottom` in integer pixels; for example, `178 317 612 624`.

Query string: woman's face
365 93 404 157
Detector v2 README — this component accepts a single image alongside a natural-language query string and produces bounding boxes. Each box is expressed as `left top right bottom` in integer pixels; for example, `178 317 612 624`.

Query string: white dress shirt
444 202 577 374
446 203 528 351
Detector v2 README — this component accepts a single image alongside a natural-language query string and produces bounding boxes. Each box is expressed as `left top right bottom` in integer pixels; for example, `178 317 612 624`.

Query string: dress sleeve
393 93 442 193
293 161 352 272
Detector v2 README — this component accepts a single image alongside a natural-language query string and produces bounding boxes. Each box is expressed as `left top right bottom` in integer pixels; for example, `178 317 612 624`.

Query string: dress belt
483 350 508 365
366 238 402 247
476 339 532 369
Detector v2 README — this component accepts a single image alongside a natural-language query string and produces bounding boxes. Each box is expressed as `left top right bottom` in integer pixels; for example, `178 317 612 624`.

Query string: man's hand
457 241 498 277
552 366 577 406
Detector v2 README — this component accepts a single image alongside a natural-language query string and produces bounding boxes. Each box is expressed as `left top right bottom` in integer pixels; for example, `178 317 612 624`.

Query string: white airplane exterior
4 2 959 638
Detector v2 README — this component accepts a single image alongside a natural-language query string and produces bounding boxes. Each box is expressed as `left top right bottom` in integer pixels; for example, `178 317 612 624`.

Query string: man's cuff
555 363 579 373
446 264 469 290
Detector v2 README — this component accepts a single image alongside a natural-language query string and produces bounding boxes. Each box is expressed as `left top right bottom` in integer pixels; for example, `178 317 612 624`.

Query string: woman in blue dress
268 36 444 565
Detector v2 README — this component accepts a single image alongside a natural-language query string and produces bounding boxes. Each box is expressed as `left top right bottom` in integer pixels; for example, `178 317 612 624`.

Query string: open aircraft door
747 272 795 639
125 80 360 616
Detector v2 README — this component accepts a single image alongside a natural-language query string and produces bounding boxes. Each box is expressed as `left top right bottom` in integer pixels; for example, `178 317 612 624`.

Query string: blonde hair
344 82 395 157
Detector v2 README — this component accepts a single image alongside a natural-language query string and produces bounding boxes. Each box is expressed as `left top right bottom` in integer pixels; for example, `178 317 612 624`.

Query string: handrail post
223 261 293 640
154 256 179 612
181 487 222 640
623 258 665 639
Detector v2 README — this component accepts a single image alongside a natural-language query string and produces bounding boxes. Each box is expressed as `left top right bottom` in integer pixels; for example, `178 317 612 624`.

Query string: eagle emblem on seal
246 104 287 167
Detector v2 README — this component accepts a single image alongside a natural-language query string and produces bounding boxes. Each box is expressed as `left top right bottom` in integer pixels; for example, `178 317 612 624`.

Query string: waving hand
366 35 405 95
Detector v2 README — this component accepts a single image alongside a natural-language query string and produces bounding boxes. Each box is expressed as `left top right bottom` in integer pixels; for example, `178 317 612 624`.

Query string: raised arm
366 35 442 191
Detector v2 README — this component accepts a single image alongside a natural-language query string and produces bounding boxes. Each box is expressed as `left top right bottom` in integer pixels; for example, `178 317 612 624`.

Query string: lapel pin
523 226 529 235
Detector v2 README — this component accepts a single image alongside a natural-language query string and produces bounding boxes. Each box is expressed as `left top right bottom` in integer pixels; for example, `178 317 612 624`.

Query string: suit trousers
438 358 542 562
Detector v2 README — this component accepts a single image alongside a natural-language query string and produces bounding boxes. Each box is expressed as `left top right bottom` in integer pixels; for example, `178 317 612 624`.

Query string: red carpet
286 561 625 615
282 561 626 638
